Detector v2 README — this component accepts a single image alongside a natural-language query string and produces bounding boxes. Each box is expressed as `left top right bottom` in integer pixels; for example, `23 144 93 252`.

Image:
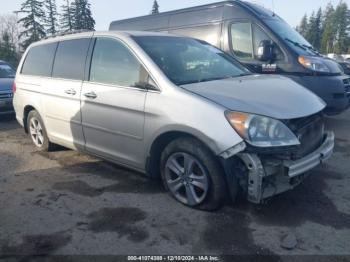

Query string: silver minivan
13 31 334 210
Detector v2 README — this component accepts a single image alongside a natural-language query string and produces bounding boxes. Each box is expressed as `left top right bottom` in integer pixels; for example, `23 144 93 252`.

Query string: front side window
133 36 249 85
21 43 57 77
52 38 91 80
231 22 284 61
0 63 15 78
231 23 253 59
90 38 143 87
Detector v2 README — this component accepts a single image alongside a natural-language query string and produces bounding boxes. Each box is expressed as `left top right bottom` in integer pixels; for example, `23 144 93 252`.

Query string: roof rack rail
43 29 94 40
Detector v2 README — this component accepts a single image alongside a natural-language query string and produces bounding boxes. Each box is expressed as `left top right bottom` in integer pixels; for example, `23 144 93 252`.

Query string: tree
0 31 18 65
304 9 323 50
44 0 58 35
71 0 95 31
321 3 336 53
333 1 349 54
0 14 22 52
60 0 74 32
297 14 308 36
151 0 160 14
16 0 46 49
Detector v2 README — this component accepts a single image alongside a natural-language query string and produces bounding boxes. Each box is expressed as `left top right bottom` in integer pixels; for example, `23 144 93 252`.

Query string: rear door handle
65 89 76 95
84 91 97 99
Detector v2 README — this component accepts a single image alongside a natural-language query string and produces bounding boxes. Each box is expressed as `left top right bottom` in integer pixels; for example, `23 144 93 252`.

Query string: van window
21 43 57 77
52 38 90 80
231 22 284 61
169 24 221 46
230 23 253 59
252 24 284 61
90 38 143 87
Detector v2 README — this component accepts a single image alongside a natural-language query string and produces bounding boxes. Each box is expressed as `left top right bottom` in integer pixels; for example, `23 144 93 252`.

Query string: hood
182 75 326 120
0 78 14 92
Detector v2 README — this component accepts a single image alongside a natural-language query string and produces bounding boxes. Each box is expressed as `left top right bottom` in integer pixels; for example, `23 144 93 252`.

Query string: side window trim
50 43 59 77
87 36 160 91
84 37 96 82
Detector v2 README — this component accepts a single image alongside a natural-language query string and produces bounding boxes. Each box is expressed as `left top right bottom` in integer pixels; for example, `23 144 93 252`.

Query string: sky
1 0 350 30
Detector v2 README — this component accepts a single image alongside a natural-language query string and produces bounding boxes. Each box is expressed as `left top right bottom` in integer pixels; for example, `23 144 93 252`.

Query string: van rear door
43 37 92 150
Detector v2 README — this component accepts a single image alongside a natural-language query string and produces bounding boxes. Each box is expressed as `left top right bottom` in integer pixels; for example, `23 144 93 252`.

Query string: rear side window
90 37 143 87
21 43 57 77
52 38 90 80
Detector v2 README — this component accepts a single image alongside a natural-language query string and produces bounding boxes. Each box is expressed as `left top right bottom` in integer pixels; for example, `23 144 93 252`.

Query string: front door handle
84 91 97 99
65 89 76 95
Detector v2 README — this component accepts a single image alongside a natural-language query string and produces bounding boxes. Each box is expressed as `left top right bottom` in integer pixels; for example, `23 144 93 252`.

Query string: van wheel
27 110 53 151
160 137 227 211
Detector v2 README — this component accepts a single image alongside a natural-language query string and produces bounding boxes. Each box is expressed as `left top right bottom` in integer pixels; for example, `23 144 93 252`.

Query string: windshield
0 63 15 78
264 19 312 48
133 36 250 85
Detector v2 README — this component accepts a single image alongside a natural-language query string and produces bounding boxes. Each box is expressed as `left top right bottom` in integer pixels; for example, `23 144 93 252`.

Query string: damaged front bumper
223 131 335 204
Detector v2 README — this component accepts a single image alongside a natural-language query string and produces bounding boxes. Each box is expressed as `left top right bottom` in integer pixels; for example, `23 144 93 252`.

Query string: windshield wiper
285 38 320 55
285 38 307 51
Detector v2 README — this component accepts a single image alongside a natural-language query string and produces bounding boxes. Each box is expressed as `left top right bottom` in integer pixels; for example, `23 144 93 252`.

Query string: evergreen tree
321 3 336 53
0 31 18 65
297 14 308 37
333 2 349 54
151 0 160 14
60 0 74 32
44 0 58 35
304 9 323 50
71 0 95 31
16 0 46 49
314 8 323 50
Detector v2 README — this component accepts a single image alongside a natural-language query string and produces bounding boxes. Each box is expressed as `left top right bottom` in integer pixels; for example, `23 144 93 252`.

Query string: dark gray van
110 0 350 115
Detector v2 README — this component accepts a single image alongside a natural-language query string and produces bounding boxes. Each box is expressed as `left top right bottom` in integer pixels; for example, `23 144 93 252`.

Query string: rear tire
160 137 227 211
27 110 54 152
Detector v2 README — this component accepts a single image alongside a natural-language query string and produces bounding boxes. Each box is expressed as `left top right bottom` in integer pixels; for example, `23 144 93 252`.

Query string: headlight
298 56 330 73
225 111 300 147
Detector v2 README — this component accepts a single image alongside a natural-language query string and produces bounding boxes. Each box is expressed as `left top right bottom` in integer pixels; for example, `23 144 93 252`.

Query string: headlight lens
225 111 300 147
298 56 330 73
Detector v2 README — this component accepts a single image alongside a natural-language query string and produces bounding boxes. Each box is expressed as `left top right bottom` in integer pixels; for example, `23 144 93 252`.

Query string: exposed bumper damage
222 131 335 204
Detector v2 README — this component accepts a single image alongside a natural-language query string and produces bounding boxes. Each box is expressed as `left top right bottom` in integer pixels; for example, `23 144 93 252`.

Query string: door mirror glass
257 40 275 61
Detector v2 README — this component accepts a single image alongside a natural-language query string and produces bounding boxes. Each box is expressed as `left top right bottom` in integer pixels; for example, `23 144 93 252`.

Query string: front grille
286 113 325 159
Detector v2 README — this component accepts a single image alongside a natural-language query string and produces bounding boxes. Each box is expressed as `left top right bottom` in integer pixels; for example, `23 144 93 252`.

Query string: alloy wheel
164 152 209 206
29 117 44 148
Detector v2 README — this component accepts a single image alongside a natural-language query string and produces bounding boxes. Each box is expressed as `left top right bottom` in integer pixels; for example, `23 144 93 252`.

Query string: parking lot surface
0 111 350 258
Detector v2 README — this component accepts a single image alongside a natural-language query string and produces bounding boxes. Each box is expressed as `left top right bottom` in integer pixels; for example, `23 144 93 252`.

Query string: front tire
27 110 54 152
160 137 227 211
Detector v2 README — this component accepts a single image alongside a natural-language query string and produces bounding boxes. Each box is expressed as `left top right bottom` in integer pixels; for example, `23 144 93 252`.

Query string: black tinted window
21 43 57 77
90 38 143 87
52 38 90 80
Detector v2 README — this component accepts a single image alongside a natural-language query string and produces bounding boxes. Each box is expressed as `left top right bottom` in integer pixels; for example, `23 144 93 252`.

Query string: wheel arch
145 130 219 179
23 105 37 133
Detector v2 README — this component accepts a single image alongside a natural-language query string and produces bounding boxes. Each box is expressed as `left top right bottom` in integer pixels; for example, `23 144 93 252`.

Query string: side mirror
257 40 275 62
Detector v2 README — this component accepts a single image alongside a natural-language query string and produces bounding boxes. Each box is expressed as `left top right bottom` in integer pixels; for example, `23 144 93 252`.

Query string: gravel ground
0 111 349 260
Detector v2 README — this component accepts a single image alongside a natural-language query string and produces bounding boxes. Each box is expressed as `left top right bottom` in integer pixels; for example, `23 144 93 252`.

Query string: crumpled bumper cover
236 131 335 204
284 132 334 178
